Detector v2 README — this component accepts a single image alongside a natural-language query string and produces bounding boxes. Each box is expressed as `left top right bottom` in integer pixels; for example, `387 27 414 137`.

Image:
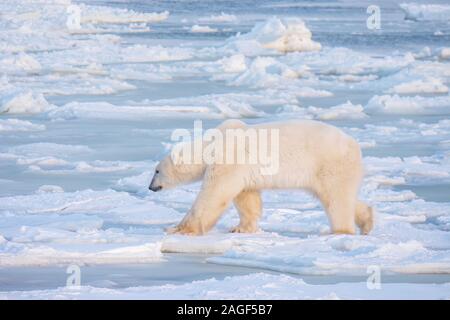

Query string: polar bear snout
149 175 163 192
149 184 162 192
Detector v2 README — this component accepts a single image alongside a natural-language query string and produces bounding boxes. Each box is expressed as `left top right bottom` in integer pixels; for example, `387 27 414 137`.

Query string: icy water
1 0 450 299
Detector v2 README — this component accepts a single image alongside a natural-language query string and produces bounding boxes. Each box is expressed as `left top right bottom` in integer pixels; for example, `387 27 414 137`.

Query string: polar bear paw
165 224 202 236
229 224 259 233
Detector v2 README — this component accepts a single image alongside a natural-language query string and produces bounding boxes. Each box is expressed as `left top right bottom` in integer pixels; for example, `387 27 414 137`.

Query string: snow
1 0 449 300
225 17 321 55
1 273 449 300
307 101 367 120
0 89 54 114
230 56 299 88
366 94 450 115
47 102 214 120
277 101 366 121
0 119 45 132
36 185 65 194
441 48 450 60
78 4 169 25
6 142 93 158
218 54 247 73
388 78 449 94
190 25 218 33
0 52 41 73
198 13 237 23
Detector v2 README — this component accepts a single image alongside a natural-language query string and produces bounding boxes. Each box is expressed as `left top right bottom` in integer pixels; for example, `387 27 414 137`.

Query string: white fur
150 119 373 235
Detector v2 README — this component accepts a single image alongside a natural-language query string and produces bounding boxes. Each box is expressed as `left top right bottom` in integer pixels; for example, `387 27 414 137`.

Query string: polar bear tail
355 201 374 235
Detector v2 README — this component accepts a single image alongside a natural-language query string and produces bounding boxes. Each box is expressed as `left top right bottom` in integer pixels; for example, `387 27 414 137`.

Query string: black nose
149 185 162 192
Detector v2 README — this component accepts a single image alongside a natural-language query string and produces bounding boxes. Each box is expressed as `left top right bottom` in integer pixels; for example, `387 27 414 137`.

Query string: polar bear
149 119 373 236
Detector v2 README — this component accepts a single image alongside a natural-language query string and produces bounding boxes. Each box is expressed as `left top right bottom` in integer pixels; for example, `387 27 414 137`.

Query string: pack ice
0 0 449 299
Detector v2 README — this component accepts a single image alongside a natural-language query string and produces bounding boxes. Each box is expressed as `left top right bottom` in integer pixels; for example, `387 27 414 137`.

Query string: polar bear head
149 153 205 192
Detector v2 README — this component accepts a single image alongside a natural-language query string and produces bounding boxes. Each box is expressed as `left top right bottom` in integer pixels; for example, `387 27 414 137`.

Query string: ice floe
388 78 449 94
0 188 178 266
225 17 321 55
1 272 449 299
77 4 169 25
47 102 215 120
0 89 54 114
400 3 450 21
277 101 367 121
0 119 45 132
441 48 450 60
190 25 218 33
198 12 237 23
306 101 367 120
1 0 449 299
366 94 450 115
217 54 247 73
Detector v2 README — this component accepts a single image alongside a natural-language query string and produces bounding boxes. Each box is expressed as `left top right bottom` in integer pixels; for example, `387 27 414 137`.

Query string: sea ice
1 273 449 299
225 17 321 55
198 13 237 23
190 25 218 33
0 89 54 114
366 94 450 115
0 119 45 132
400 3 450 21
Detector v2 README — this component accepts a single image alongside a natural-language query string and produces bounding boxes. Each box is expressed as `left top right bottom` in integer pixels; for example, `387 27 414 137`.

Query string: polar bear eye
155 170 160 174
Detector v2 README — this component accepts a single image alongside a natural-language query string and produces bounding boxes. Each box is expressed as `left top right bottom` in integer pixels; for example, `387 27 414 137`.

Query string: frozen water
1 273 450 299
0 0 449 299
400 3 450 21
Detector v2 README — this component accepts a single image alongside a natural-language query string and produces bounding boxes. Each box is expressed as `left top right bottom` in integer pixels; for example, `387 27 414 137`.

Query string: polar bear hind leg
323 191 357 235
230 190 262 233
355 201 373 235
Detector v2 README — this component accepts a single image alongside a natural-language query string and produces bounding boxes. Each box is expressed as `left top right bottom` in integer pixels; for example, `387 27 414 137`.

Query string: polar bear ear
218 119 246 130
170 142 190 165
170 146 181 165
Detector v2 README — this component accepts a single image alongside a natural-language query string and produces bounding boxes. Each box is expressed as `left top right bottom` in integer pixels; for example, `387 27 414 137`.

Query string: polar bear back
240 120 362 190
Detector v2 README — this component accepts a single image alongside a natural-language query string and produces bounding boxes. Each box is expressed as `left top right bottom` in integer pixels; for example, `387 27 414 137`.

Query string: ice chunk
190 25 218 33
0 119 45 132
307 101 368 120
120 45 193 63
78 4 169 25
47 102 213 121
115 171 153 195
218 54 247 73
277 101 366 121
212 98 264 118
0 52 41 73
388 78 448 94
208 235 450 276
400 3 450 21
366 94 450 115
36 185 64 194
0 242 163 267
7 142 92 159
0 89 54 114
226 17 321 55
230 56 298 88
198 12 237 23
441 48 450 60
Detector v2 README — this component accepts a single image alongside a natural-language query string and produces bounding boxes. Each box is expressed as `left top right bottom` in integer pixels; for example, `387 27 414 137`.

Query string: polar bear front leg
230 190 262 233
168 167 244 235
